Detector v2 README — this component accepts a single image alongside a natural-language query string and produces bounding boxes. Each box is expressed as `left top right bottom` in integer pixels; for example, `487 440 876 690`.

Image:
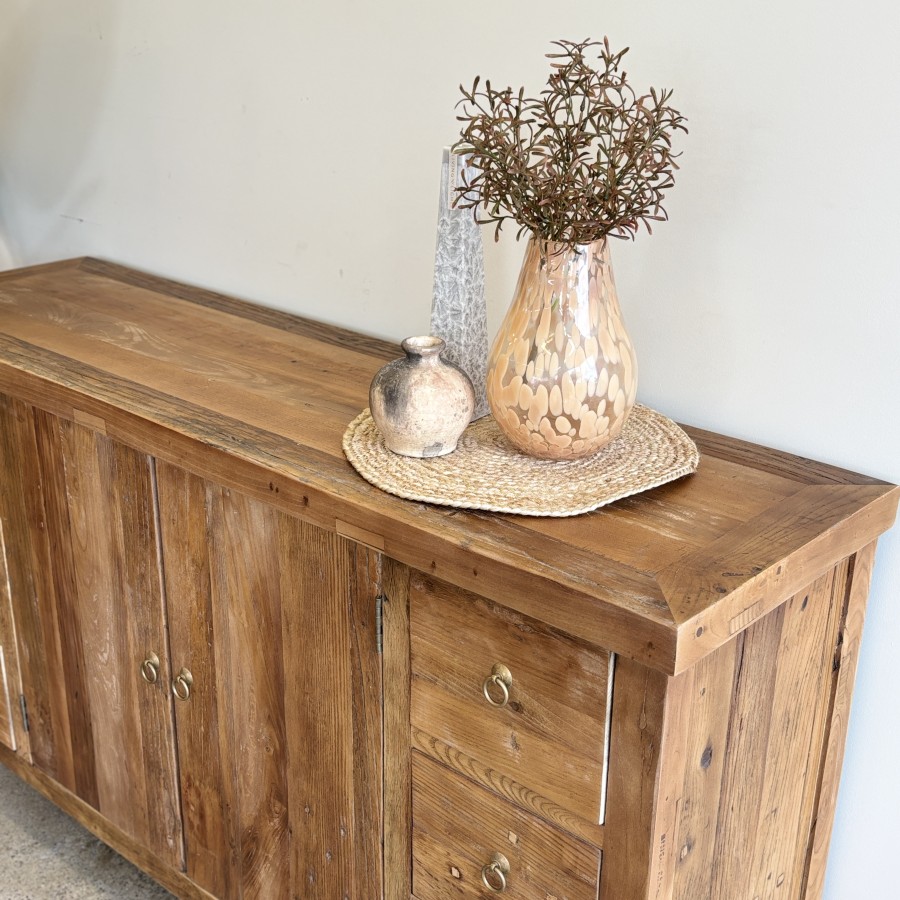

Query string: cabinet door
0 394 59 765
156 462 383 900
0 395 184 868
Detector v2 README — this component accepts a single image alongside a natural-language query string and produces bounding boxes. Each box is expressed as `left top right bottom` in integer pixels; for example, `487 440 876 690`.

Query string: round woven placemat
342 403 699 517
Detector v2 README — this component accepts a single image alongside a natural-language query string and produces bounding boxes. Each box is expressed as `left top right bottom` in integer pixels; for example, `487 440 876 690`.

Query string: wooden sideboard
0 258 896 900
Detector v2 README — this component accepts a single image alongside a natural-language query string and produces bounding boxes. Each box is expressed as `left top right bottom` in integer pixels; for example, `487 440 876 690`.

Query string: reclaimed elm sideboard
0 258 896 900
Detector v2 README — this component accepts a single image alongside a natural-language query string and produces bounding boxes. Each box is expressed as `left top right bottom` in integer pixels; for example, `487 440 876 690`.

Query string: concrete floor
0 763 174 899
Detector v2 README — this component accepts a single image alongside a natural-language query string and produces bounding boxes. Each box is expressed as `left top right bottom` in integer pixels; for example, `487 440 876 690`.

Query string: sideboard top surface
0 258 896 673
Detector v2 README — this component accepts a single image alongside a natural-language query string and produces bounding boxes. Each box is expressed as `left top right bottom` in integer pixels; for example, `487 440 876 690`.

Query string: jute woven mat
342 403 699 517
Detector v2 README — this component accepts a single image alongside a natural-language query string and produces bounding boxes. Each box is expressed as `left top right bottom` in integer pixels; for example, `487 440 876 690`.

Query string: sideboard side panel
800 541 877 899
656 561 850 900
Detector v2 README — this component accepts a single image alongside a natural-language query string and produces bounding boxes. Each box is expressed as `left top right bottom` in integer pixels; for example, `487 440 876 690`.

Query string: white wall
2 1 898 893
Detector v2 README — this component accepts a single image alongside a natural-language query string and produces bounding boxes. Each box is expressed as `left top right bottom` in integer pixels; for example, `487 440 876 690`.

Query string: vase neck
530 236 610 271
401 335 445 362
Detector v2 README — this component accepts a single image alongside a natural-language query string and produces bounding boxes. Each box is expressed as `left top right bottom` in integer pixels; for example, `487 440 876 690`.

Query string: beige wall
2 2 899 894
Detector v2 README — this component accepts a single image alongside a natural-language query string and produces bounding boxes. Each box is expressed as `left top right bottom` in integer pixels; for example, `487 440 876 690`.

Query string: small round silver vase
369 336 475 458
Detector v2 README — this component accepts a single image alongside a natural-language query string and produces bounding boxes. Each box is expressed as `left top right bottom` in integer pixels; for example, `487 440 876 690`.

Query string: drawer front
413 752 601 900
410 573 612 825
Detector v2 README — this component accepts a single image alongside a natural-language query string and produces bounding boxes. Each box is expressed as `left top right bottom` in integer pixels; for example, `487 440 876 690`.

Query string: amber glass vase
487 236 638 460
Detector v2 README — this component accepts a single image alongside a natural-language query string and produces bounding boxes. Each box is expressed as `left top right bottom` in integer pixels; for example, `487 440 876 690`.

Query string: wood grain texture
0 515 19 750
599 656 668 900
647 564 851 900
0 396 60 774
31 408 97 802
412 751 601 900
281 517 378 900
0 333 676 671
706 616 783 900
383 558 413 900
156 461 235 897
411 727 605 849
0 259 896 900
78 256 402 363
663 483 898 672
348 542 384 900
157 463 383 899
681 424 889 486
667 640 739 897
0 743 216 900
410 572 611 826
59 420 183 868
0 258 895 674
801 542 877 899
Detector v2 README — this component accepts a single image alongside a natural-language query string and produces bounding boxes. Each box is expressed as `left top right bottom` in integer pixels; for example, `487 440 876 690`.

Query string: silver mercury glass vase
430 148 489 419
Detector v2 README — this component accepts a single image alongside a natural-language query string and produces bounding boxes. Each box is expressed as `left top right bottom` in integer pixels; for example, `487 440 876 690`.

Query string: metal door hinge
375 594 385 654
18 694 29 733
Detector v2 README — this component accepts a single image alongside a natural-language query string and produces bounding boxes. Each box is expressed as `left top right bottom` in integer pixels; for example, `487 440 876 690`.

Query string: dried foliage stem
453 38 688 249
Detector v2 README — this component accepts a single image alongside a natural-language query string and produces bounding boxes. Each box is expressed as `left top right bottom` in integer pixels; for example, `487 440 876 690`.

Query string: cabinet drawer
413 751 601 900
410 574 612 825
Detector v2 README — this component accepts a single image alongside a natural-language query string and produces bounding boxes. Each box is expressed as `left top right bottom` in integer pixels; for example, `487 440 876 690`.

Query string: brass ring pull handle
482 664 513 708
481 852 510 893
172 668 194 702
140 653 160 685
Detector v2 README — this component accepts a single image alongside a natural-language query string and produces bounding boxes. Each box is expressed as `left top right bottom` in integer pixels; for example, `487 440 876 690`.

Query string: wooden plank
801 542 878 899
787 562 850 896
647 663 696 900
31 409 95 802
0 515 19 750
0 257 83 284
156 461 237 897
412 751 601 900
600 657 668 900
349 542 384 900
208 485 290 899
111 444 184 869
0 743 217 900
78 256 402 361
411 727 605 849
745 569 842 899
0 275 383 421
707 612 784 898
682 424 890 487
0 300 369 459
164 472 379 899
281 518 378 899
0 397 62 775
383 557 412 900
662 570 840 899
63 421 143 835
61 423 183 867
410 573 611 825
513 454 800 574
665 482 900 671
668 639 739 899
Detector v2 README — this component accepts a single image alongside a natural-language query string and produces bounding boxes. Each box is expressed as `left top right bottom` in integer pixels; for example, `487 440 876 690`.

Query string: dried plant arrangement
453 38 688 248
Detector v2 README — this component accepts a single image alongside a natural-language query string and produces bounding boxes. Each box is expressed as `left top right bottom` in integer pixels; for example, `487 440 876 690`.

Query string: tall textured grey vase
430 148 489 419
